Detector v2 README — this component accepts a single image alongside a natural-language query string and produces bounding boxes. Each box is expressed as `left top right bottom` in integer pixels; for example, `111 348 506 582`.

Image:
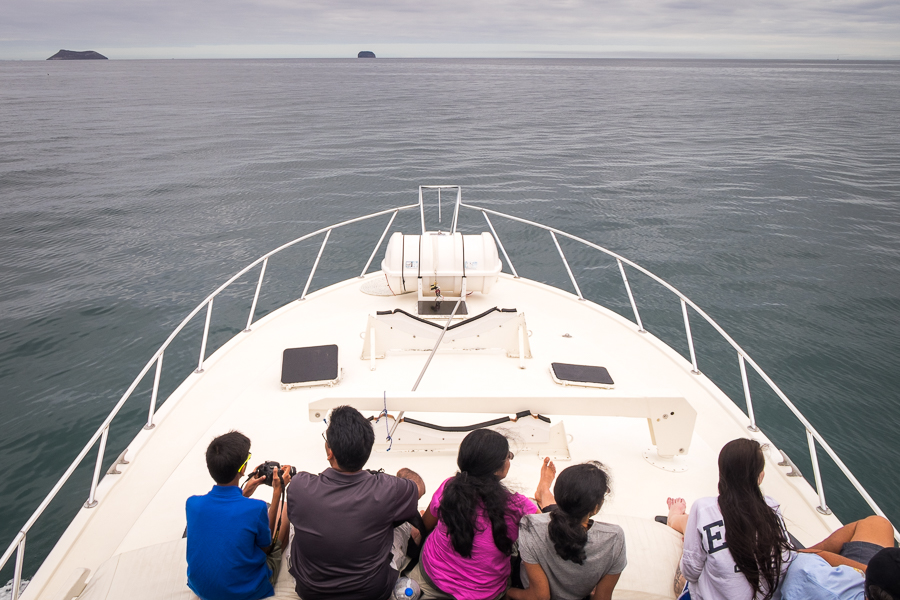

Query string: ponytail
547 462 610 564
441 429 513 558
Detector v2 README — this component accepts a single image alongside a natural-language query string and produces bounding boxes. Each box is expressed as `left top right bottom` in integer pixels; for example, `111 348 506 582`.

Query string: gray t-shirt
518 512 627 600
287 468 418 600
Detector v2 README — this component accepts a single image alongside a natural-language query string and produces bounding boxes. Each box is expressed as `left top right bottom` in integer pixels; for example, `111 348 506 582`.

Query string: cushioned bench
62 515 683 600
601 514 684 600
61 538 299 600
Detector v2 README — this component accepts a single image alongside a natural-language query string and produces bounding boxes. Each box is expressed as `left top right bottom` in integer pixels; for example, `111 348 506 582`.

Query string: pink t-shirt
422 477 539 600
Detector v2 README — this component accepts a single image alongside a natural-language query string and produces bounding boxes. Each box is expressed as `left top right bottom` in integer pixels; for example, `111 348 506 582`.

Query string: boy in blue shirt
186 431 292 600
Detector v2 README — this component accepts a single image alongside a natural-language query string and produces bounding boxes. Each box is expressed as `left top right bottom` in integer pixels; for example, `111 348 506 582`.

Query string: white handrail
459 201 899 542
3 196 898 584
0 203 419 580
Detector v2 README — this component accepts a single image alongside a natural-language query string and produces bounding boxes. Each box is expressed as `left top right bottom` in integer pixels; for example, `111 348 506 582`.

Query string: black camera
249 461 296 486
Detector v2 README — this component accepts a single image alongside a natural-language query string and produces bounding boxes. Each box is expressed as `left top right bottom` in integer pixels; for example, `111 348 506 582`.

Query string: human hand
243 465 265 497
273 465 292 491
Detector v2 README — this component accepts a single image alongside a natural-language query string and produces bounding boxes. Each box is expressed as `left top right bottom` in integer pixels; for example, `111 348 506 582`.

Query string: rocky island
357 51 376 58
47 50 108 60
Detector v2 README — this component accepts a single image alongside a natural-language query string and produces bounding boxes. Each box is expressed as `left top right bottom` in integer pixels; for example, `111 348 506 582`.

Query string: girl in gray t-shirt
509 461 626 600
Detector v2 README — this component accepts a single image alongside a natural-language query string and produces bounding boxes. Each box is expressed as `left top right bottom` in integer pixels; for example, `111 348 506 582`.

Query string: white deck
24 272 843 600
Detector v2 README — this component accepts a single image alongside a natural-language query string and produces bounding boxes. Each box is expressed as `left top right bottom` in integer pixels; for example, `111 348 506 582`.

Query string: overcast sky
3 0 899 60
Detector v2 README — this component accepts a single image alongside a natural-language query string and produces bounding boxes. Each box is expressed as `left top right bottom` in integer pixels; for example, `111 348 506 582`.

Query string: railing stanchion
196 299 213 374
681 299 700 374
418 187 426 234
144 352 164 430
739 354 759 431
85 427 109 509
617 259 644 332
807 429 832 515
245 258 268 332
550 231 583 300
360 211 398 278
301 229 331 300
12 534 25 600
482 211 519 278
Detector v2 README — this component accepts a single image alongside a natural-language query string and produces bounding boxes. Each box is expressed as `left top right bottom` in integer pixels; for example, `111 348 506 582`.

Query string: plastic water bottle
393 577 421 600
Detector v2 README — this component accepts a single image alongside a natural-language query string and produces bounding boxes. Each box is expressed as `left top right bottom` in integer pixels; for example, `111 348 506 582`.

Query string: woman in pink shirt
409 429 543 600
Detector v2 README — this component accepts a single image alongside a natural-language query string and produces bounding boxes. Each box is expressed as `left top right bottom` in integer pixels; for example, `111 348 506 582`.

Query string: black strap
401 235 407 293
272 473 286 545
461 233 466 279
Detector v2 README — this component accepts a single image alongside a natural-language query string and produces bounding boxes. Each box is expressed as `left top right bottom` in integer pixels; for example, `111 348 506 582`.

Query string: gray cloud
2 0 899 58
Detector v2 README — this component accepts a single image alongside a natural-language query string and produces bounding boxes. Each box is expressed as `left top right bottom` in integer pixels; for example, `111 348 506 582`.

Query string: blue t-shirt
186 485 274 600
775 553 864 600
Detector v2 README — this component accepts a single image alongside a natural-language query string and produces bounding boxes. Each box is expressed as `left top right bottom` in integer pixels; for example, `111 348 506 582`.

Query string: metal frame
418 185 462 234
457 201 897 540
0 203 419 589
2 194 897 590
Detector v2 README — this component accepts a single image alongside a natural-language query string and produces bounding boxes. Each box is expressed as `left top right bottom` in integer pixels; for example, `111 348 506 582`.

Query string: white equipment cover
380 232 501 296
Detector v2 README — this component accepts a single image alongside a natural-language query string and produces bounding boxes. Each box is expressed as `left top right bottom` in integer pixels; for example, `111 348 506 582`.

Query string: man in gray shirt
287 406 424 600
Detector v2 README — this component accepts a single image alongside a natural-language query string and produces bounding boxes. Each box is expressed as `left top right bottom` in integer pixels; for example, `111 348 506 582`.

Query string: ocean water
1 58 900 586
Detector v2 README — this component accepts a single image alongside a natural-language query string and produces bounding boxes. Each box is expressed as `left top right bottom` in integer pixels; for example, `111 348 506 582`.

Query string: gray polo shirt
518 512 627 600
287 468 418 600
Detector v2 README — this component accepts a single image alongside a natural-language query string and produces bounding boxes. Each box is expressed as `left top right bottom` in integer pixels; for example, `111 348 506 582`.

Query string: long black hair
717 438 791 600
440 429 513 558
548 462 610 564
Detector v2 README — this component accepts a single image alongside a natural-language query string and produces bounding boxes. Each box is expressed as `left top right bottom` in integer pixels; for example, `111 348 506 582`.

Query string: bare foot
667 497 686 518
666 497 689 534
534 457 557 508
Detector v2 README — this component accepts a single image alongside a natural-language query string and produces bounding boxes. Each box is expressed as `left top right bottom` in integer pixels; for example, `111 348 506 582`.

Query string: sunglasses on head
239 452 252 473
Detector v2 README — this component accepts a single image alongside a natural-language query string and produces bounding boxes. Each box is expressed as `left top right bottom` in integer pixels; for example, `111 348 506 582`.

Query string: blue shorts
840 540 883 566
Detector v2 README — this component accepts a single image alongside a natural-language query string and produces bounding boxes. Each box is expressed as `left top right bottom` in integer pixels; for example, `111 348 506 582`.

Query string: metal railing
463 201 899 542
2 194 897 597
0 203 419 596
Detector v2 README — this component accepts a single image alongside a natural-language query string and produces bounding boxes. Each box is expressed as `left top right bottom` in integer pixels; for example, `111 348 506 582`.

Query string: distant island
357 51 376 59
47 49 108 60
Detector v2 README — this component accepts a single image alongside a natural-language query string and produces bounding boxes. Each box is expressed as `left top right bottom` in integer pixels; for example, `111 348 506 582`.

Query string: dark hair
869 588 898 600
718 438 791 600
206 431 251 484
326 405 375 472
440 429 513 558
866 548 900 600
548 462 610 564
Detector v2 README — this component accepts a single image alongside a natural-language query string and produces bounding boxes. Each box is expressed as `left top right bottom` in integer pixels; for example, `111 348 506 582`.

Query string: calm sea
2 58 900 589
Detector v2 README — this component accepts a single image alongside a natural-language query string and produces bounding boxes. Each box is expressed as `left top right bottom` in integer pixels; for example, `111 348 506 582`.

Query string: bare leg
534 457 557 509
667 497 689 534
800 516 894 571
807 516 894 553
673 564 686 597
